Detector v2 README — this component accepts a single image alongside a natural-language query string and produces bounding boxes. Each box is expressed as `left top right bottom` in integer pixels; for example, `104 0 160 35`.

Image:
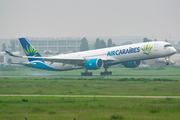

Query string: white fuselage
40 41 176 71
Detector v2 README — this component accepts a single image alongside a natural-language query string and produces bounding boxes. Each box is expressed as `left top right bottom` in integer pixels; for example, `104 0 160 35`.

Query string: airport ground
1 77 180 96
0 67 180 120
0 67 180 76
1 96 180 120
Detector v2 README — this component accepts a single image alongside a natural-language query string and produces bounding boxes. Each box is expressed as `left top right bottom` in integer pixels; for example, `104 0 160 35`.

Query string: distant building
0 52 5 64
172 44 180 50
174 59 180 66
0 37 82 64
2 37 81 53
28 37 81 52
143 59 164 67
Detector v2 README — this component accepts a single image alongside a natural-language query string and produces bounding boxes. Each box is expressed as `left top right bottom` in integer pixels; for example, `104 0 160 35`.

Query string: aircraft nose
172 47 177 54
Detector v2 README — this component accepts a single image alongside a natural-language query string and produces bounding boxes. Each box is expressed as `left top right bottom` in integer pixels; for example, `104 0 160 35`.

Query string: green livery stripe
23 44 38 56
141 44 153 53
24 48 29 55
26 45 29 53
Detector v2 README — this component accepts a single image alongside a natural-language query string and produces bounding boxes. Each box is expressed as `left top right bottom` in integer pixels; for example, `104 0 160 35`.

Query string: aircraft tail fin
19 38 43 62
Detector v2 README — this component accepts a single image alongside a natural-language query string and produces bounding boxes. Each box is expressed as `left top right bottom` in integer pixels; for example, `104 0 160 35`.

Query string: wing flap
42 57 85 62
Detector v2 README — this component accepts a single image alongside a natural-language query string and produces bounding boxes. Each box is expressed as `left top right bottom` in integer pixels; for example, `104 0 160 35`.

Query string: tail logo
33 54 37 57
24 45 38 56
141 44 153 55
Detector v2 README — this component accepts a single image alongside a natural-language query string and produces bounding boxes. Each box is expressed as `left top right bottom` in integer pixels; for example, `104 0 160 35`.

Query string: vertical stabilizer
19 38 43 62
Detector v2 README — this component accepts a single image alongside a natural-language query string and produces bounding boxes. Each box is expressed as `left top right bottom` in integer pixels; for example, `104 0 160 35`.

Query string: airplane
6 38 177 76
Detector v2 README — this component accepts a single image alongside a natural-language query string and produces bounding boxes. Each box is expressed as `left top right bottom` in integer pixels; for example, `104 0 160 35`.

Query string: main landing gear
81 68 112 76
81 70 92 76
100 68 112 76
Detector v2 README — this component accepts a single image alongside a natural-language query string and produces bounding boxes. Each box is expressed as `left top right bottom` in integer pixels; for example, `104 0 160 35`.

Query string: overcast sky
0 0 180 39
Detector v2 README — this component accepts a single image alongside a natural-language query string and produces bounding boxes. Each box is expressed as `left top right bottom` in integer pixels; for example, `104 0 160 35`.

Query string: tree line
80 37 116 51
143 37 169 42
2 38 180 52
2 41 16 52
80 37 180 53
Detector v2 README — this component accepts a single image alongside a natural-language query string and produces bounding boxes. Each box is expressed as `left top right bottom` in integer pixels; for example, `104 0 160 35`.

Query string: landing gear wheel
81 71 93 76
166 62 169 65
100 67 112 76
165 56 170 66
100 71 112 76
81 72 84 76
109 71 112 75
100 72 104 76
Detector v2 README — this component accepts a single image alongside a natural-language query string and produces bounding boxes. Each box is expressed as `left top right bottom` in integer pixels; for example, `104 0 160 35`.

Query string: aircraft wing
41 57 115 66
6 51 115 66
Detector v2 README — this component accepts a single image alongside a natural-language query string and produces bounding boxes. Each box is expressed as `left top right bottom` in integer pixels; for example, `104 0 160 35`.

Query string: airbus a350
6 38 176 76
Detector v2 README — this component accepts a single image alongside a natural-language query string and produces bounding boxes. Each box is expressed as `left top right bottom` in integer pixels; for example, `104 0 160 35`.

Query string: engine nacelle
84 58 103 70
122 60 141 68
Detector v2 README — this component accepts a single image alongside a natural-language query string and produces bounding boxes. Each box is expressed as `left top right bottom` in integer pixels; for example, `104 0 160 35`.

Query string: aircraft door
154 44 158 51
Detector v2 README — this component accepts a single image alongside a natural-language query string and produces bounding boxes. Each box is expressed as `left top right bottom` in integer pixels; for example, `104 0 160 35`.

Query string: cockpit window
164 44 172 47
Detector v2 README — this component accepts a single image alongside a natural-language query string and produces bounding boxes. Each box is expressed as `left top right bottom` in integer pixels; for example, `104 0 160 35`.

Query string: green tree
94 38 101 49
80 37 89 51
18 43 23 51
100 39 106 48
121 41 133 45
45 51 51 54
112 43 116 47
165 39 168 42
154 39 157 41
178 41 180 44
143 38 152 42
107 39 113 47
2 43 6 51
7 58 12 64
10 41 16 52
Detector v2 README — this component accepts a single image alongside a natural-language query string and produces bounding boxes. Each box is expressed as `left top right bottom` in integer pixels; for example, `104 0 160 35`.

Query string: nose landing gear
165 56 170 65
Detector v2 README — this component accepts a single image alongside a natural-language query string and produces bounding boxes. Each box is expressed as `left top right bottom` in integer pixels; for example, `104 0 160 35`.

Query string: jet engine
84 58 103 70
122 60 141 68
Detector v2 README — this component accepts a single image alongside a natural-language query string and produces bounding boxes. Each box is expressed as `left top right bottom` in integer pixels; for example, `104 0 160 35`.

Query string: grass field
0 67 180 76
0 96 180 120
1 76 180 120
0 77 180 96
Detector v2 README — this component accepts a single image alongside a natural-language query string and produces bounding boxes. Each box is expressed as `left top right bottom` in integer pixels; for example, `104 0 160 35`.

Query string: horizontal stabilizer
5 51 23 58
9 62 36 67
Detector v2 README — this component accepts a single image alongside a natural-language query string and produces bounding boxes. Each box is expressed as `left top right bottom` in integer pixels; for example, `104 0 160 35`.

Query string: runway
1 94 180 98
0 75 180 78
